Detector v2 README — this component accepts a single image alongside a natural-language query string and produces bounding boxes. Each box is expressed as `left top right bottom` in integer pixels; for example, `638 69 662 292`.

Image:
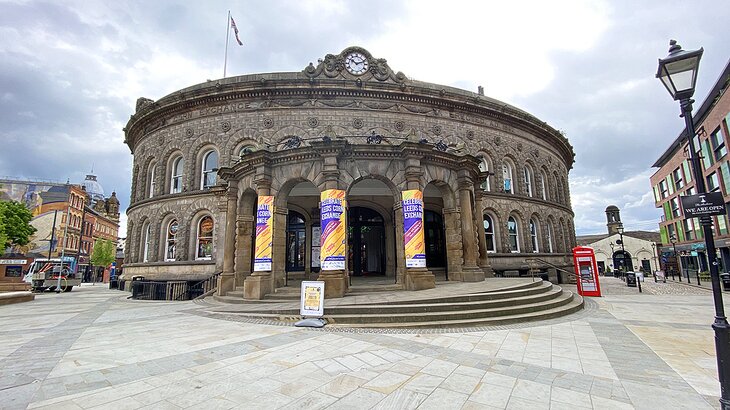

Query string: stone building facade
122 47 577 298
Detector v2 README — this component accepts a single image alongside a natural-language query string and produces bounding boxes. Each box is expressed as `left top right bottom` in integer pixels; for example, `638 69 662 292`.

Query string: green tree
0 200 36 251
90 239 116 277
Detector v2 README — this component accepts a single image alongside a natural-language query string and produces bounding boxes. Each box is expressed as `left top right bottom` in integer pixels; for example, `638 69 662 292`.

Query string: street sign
680 192 726 217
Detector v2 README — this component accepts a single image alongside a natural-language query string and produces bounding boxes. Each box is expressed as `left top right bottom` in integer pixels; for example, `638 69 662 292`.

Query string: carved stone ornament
466 130 475 139
494 135 502 146
157 135 165 145
307 117 319 128
435 141 448 152
283 136 302 149
516 142 523 151
263 118 274 129
221 121 232 132
367 132 383 145
185 128 194 137
303 46 407 84
352 118 364 129
433 125 442 136
394 121 405 132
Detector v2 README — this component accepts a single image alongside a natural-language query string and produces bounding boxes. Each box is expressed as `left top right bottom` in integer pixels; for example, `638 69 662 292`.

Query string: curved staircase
204 279 583 329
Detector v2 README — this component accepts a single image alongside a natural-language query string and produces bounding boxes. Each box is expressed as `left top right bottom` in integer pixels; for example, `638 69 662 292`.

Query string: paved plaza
1 277 728 409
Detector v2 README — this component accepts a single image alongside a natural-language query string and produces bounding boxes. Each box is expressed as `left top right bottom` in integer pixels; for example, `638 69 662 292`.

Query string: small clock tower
606 205 623 235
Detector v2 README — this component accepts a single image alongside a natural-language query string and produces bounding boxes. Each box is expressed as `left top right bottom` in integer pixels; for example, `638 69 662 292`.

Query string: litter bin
626 272 637 287
721 273 730 291
131 276 145 299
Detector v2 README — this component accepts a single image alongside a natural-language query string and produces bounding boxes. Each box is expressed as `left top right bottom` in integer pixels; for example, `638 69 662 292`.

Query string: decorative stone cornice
303 46 407 85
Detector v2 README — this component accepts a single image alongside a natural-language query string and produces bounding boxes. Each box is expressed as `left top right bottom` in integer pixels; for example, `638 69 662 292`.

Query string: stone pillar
400 155 435 291
235 214 253 287
244 178 274 300
474 192 495 278
458 181 485 282
442 208 463 281
271 206 288 288
315 141 348 298
217 181 238 295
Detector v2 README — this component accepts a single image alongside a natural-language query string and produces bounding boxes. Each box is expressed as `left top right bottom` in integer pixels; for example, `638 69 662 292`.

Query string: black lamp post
651 243 658 282
670 233 680 281
617 226 627 280
658 39 730 409
609 242 615 276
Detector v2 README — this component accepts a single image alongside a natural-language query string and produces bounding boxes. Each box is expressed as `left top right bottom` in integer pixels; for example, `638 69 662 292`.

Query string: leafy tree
91 239 116 268
0 201 36 251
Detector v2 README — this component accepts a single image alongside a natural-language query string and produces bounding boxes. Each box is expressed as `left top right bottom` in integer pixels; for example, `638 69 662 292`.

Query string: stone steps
208 280 583 328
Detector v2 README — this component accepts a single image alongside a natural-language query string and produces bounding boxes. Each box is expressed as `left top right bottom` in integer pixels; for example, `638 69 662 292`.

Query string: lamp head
656 39 703 101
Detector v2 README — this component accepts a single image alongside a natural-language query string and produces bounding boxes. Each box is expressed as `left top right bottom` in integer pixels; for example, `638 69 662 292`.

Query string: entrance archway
424 210 446 271
612 250 633 272
348 207 386 276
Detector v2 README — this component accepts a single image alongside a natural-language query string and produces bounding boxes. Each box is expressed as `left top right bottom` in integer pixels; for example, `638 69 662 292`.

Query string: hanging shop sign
680 192 726 217
253 196 274 272
402 190 426 268
320 189 346 270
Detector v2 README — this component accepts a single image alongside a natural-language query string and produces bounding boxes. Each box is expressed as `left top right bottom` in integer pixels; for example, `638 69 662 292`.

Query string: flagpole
224 10 231 78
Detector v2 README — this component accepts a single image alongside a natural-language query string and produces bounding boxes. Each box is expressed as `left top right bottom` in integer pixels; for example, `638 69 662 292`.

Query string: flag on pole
230 16 243 46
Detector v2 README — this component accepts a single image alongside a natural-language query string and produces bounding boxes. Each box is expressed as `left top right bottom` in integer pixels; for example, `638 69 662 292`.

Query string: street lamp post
670 234 680 282
609 242 615 276
658 39 730 409
651 242 658 282
617 226 627 280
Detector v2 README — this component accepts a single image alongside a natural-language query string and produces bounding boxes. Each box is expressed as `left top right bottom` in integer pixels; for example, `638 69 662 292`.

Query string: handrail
179 271 222 301
525 258 578 281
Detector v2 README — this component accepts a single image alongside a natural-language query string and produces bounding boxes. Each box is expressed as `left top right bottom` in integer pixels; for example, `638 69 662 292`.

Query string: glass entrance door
286 211 306 272
348 207 385 276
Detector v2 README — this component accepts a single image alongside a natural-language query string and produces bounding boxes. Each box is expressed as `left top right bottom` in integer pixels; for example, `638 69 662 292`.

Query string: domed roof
606 205 619 211
82 174 105 201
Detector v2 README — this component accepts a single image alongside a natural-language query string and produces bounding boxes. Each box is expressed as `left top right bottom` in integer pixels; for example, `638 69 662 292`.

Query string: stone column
235 214 253 287
458 180 485 282
474 192 495 278
271 206 288 288
244 176 274 300
442 207 463 281
400 155 435 291
217 185 238 295
315 140 348 298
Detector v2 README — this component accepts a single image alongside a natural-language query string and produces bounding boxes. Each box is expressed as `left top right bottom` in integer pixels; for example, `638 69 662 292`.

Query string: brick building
651 59 730 278
122 46 577 299
0 174 120 284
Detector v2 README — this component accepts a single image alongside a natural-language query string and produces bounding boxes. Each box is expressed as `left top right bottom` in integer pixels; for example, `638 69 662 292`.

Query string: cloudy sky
1 0 729 237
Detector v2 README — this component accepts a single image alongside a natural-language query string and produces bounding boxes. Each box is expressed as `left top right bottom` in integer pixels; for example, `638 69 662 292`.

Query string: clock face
345 52 369 75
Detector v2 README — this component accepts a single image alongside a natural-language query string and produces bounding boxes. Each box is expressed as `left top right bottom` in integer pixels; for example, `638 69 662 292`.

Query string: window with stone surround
196 216 214 260
483 214 495 253
165 219 178 261
201 150 219 189
170 156 184 194
507 216 520 253
529 218 539 253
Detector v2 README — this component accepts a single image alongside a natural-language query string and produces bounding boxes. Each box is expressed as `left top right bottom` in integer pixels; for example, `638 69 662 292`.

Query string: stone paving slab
0 278 726 409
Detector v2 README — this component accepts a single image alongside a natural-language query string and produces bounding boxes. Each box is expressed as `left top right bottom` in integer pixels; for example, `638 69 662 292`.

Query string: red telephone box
572 246 602 297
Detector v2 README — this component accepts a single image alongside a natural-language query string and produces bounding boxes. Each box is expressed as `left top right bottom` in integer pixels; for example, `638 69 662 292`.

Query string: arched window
170 157 184 194
201 150 218 189
529 219 539 253
524 166 534 197
165 219 179 261
478 156 491 191
503 161 514 194
196 216 214 260
148 163 156 198
547 222 554 253
507 216 520 253
483 214 495 253
142 223 151 262
541 171 548 200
